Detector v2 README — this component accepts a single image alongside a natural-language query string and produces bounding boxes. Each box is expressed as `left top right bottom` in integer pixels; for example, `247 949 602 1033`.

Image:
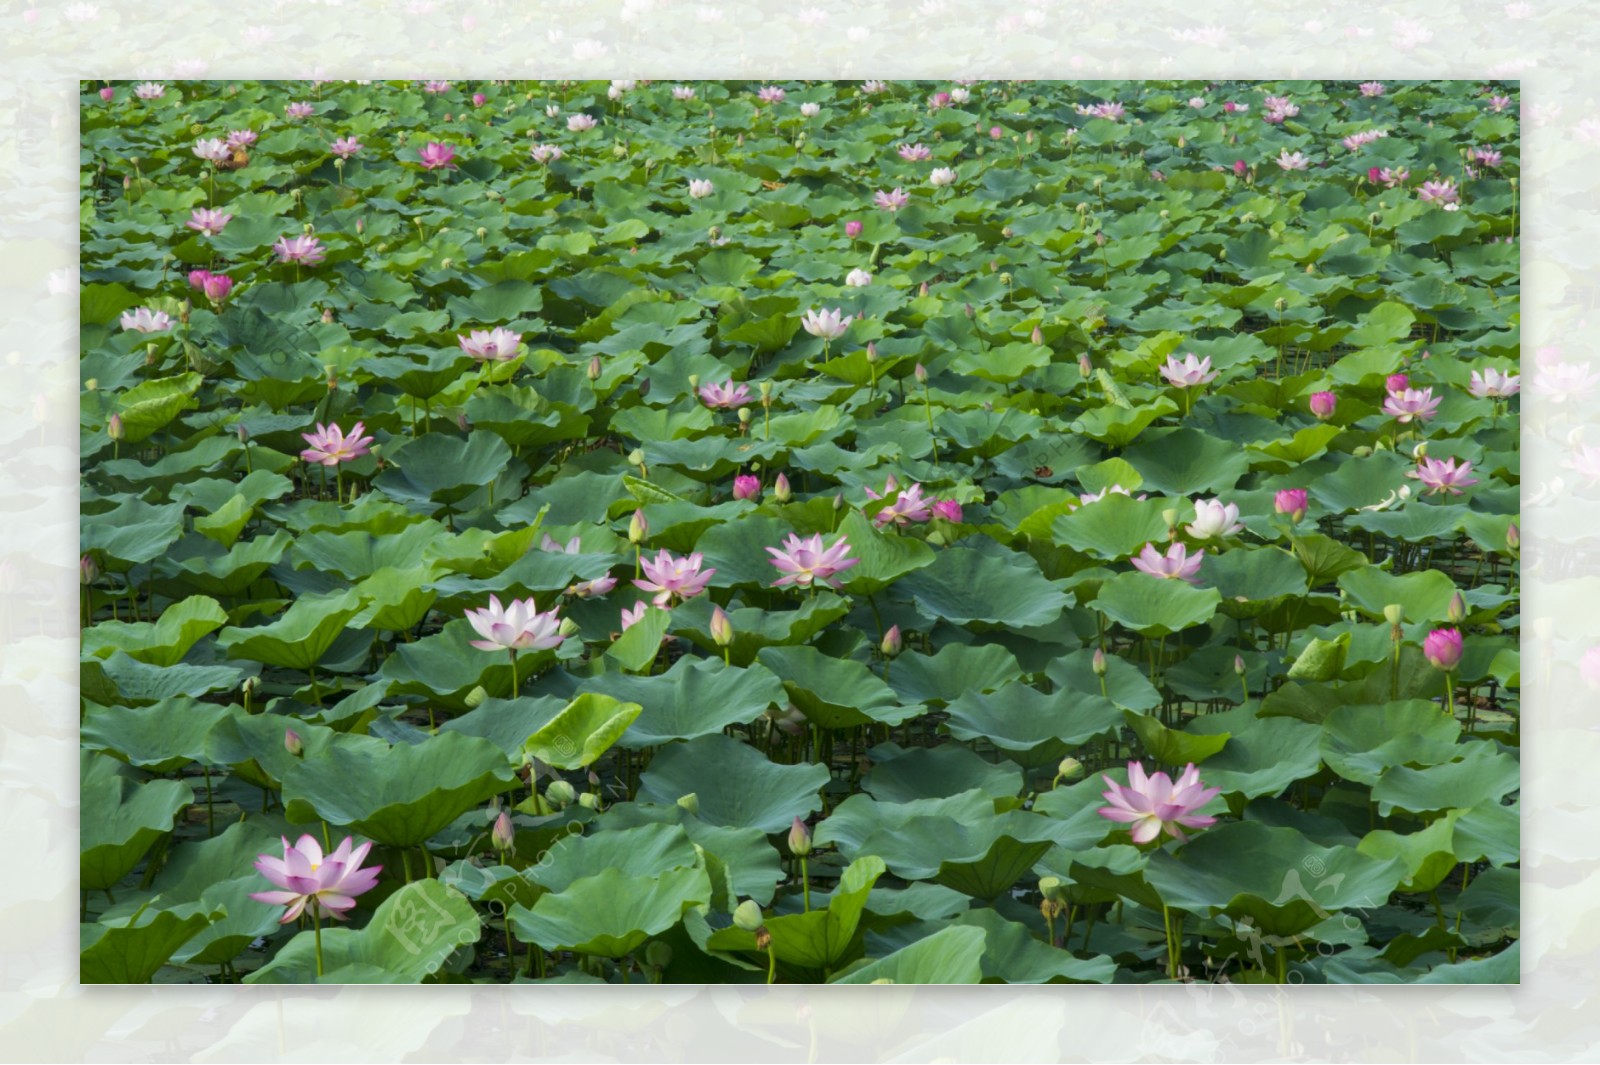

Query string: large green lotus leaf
835 925 987 984
142 820 289 965
538 656 785 748
81 595 229 666
114 372 204 443
691 512 807 588
863 909 1114 985
1093 571 1221 636
1371 743 1519 817
1204 547 1309 615
522 692 643 770
1050 494 1172 561
1045 646 1162 712
81 698 237 773
377 619 527 708
943 684 1123 766
835 510 938 595
215 588 366 671
672 594 850 666
599 603 671 673
373 430 513 506
82 499 185 567
80 901 223 984
281 732 518 846
709 855 885 973
80 752 195 892
1337 566 1459 623
1415 942 1520 984
1346 504 1469 544
81 653 247 707
439 694 568 757
596 803 786 906
288 522 444 581
529 822 700 893
510 864 711 959
1247 423 1344 469
816 790 992 855
1290 532 1371 586
1123 709 1230 767
1071 398 1175 448
1455 866 1519 939
862 742 1022 803
1320 701 1462 786
885 642 1022 706
351 566 440 633
164 530 292 597
204 713 354 792
430 548 621 602
1358 814 1461 894
1184 705 1323 800
1452 800 1519 868
899 546 1069 627
637 733 829 832
758 644 921 728
1123 428 1250 494
1145 822 1407 938
246 879 481 984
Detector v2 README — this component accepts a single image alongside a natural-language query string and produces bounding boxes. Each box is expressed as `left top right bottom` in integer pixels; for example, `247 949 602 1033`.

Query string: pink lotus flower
1377 166 1410 187
1186 498 1243 540
1098 762 1221 844
541 534 583 554
620 602 649 631
1472 146 1503 168
699 381 752 409
1341 129 1388 151
861 80 888 94
251 834 381 923
1423 628 1463 671
464 594 566 651
801 307 850 340
1309 390 1337 419
458 327 522 362
1359 81 1386 97
1233 159 1248 177
119 307 173 333
1418 179 1459 204
844 220 863 238
226 130 258 150
274 234 326 265
1276 150 1310 170
330 136 362 159
1077 101 1124 120
187 269 234 304
1159 353 1218 389
567 113 597 131
635 549 715 607
1408 456 1479 496
990 126 1003 139
529 143 564 164
134 82 165 100
1383 387 1442 423
99 86 115 102
418 142 458 170
758 85 786 103
185 208 232 236
927 91 952 110
1131 542 1204 583
1274 488 1308 523
422 80 452 94
566 575 618 599
1488 95 1512 112
472 92 487 107
932 499 963 523
874 187 910 212
1386 373 1410 393
1469 368 1520 399
766 532 860 590
300 421 374 466
1188 96 1207 109
732 474 761 501
673 86 697 100
1222 101 1245 113
193 137 231 163
898 143 933 162
285 101 315 120
870 479 934 524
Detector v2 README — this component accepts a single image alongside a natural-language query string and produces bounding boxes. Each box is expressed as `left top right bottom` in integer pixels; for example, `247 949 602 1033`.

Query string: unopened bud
1054 758 1082 783
881 625 903 658
865 342 878 363
1505 521 1520 554
284 729 304 757
1091 647 1107 676
773 472 792 502
914 362 928 384
628 448 646 468
1233 654 1246 677
710 605 734 647
577 791 601 809
788 816 813 856
492 810 514 852
1446 591 1467 624
832 492 844 511
587 356 602 381
1031 325 1044 345
919 281 930 297
1078 354 1092 377
558 617 580 638
107 413 124 441
629 509 648 544
80 554 98 585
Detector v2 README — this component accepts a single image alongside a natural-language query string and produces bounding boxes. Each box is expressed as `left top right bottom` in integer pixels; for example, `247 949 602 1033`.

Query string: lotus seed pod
687 373 700 390
675 792 699 814
577 791 600 809
1382 603 1405 626
1412 441 1428 459
1055 758 1083 782
85 378 98 392
1162 508 1179 529
759 380 773 399
738 407 751 424
628 448 646 467
464 685 488 709
645 940 673 970
558 617 580 638
546 780 577 808
284 729 303 757
733 899 763 932
475 227 487 239
1038 875 1064 901
1352 445 1373 458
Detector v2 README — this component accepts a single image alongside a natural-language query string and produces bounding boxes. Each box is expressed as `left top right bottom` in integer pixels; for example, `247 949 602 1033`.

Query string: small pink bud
1505 522 1520 553
788 816 813 856
919 281 930 297
628 509 648 544
710 604 734 647
284 729 303 757
932 499 962 523
1031 324 1044 345
773 472 792 502
99 86 114 102
473 92 487 107
1386 373 1409 393
844 220 863 238
732 474 761 501
881 625 902 658
1274 488 1308 524
1367 166 1381 184
1308 390 1337 420
492 810 514 852
914 362 928 384
1234 159 1247 176
989 126 1003 139
107 413 124 440
1092 648 1107 675
1234 654 1247 677
1078 354 1093 377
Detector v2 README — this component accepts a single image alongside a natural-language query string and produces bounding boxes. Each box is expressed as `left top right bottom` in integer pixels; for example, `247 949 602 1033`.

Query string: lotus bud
733 899 764 932
107 413 124 441
624 449 645 470
355 218 364 235
1274 488 1308 524
788 816 813 856
85 378 98 392
558 617 581 638
710 605 734 647
284 728 304 757
965 302 975 318
456 412 471 433
629 509 648 544
1162 508 1179 532
1091 647 1107 676
645 940 672 970
1055 757 1083 782
919 281 930 297
546 780 577 808
1505 521 1520 555
675 792 699 814
492 810 514 852
1447 591 1467 624
577 791 601 809
759 380 773 400
1423 628 1464 672
773 472 792 502
587 356 602 381
833 492 844 511
687 373 700 390
879 624 904 658
242 675 259 698
80 554 98 585
1078 354 1093 377
914 362 928 384
464 685 489 709
1031 325 1044 345
865 342 878 363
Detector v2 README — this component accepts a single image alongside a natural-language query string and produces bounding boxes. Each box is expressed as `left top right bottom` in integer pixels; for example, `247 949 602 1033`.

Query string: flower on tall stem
274 234 326 265
1185 498 1244 540
1468 368 1520 399
1159 353 1218 389
1383 386 1442 423
119 307 173 333
1274 488 1308 524
1130 542 1204 583
185 207 232 236
458 327 522 362
1097 763 1221 844
699 381 752 409
874 187 910 211
801 307 850 341
634 550 715 607
417 142 458 170
1407 456 1479 496
284 101 315 120
251 834 382 977
1308 390 1337 419
300 421 373 466
330 136 362 159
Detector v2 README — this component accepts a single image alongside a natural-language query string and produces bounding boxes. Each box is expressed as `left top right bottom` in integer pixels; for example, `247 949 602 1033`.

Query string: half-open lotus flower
699 381 752 409
464 594 566 651
1383 386 1442 423
186 208 232 235
1186 498 1244 540
299 421 374 466
1407 456 1479 495
1130 541 1204 583
418 142 458 170
1469 368 1520 398
634 549 715 607
1098 762 1221 844
119 307 173 333
766 532 860 590
193 137 231 162
801 307 850 340
274 234 326 264
1159 353 1218 389
250 835 382 922
874 187 910 211
458 327 522 362
870 482 933 527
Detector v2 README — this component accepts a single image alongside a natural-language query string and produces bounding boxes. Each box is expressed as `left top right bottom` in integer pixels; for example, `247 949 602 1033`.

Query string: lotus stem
313 910 324 978
800 856 811 913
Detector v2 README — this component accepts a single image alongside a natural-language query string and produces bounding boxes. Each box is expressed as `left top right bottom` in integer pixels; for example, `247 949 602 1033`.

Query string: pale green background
8 0 1577 1058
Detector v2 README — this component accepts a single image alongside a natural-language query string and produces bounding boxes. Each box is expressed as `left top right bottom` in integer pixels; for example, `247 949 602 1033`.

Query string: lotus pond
79 79 1520 985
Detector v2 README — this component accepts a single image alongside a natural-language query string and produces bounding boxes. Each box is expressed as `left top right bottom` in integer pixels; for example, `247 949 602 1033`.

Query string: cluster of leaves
80 78 1518 985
